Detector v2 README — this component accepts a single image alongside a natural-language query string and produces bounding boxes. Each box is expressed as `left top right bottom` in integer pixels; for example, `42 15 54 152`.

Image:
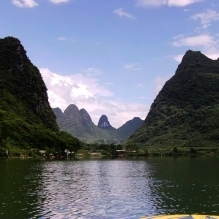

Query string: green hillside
54 104 112 144
53 105 143 144
0 37 81 157
125 50 219 153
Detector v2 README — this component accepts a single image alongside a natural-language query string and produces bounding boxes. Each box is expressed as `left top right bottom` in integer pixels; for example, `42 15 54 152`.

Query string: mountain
115 117 143 142
53 107 63 121
54 104 112 143
98 115 115 130
0 36 80 156
54 105 143 144
125 50 219 151
0 36 58 132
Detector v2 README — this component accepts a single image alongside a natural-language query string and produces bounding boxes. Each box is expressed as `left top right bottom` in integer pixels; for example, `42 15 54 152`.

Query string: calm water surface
0 157 219 218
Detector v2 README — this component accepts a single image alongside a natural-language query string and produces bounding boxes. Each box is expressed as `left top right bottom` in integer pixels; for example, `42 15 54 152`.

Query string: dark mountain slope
0 36 58 131
0 37 80 156
125 50 219 150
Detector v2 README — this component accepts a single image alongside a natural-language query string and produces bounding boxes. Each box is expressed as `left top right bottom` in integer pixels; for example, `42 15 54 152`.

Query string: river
0 156 219 218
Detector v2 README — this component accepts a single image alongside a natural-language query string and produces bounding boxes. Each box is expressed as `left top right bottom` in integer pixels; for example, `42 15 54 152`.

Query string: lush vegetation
81 143 123 157
0 37 81 157
54 105 143 144
125 50 219 154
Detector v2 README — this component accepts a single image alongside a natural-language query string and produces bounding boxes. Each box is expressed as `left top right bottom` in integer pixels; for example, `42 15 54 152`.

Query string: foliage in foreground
125 50 219 150
0 36 81 157
0 90 81 157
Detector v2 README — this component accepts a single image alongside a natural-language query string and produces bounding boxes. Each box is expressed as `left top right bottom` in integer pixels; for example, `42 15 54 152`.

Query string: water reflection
1 157 219 218
38 160 158 218
146 157 219 215
0 159 42 218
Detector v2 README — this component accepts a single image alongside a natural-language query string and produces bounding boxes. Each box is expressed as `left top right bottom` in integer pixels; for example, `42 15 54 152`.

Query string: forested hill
125 50 219 151
0 36 58 131
53 105 143 144
0 36 81 156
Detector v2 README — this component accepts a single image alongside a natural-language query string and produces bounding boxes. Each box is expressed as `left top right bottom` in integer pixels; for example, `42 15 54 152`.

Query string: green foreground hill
0 37 81 156
125 50 219 152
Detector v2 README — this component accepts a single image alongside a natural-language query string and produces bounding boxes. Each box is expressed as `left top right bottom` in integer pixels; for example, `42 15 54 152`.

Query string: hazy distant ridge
53 105 143 144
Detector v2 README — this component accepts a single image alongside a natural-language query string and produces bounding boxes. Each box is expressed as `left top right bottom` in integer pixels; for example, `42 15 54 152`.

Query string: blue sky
1 0 219 127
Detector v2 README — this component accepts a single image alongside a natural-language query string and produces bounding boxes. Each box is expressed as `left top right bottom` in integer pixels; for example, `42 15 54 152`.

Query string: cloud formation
49 0 70 4
191 9 219 29
172 34 219 62
12 0 71 7
40 68 148 127
135 0 201 8
114 8 135 19
12 0 38 8
172 34 214 47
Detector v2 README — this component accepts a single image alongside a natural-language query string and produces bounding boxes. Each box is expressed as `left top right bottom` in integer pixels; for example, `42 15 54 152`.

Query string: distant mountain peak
53 107 63 119
53 104 143 143
64 104 79 113
80 108 92 123
53 107 62 114
98 115 115 130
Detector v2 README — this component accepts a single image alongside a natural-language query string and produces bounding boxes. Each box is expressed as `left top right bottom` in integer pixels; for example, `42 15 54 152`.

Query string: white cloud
135 0 201 8
12 0 71 7
191 9 219 29
49 0 70 4
125 63 142 71
40 68 112 105
204 52 219 60
114 8 136 20
12 0 38 8
172 34 219 62
40 68 148 128
168 0 202 7
171 9 219 63
172 34 215 47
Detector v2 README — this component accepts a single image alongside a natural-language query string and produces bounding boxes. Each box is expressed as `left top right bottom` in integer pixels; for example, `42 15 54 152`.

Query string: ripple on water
1 158 219 218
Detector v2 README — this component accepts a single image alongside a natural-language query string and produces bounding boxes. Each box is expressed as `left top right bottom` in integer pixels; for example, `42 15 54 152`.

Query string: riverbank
1 145 218 159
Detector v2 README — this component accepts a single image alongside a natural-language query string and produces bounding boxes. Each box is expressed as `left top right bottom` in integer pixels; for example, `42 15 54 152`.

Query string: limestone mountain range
53 104 143 144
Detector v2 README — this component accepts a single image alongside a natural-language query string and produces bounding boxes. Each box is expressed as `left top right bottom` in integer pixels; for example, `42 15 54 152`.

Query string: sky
1 0 219 128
